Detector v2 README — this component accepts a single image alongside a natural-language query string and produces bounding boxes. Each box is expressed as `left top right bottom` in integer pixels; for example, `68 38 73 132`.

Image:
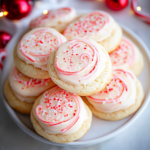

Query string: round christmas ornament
0 31 12 49
2 0 32 20
105 0 128 11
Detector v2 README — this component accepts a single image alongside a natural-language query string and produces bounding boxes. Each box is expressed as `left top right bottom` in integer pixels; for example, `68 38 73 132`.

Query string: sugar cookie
30 7 77 33
63 11 122 53
4 80 32 114
14 27 67 79
48 38 112 96
85 68 144 121
109 37 144 76
4 67 55 114
31 86 92 143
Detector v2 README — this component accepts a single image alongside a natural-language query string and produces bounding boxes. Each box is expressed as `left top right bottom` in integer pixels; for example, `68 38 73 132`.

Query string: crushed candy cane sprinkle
36 86 80 133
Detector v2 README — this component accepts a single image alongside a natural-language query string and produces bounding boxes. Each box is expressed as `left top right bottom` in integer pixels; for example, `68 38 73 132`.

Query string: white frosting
110 37 140 69
63 11 115 42
86 68 137 113
17 27 67 71
54 38 108 85
30 7 76 28
12 91 36 103
9 67 54 103
33 86 88 134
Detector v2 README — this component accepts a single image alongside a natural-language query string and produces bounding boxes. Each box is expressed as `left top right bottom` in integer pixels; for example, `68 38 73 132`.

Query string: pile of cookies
4 7 144 143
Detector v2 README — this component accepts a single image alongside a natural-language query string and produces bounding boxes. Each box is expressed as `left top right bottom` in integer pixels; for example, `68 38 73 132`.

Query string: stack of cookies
4 7 144 143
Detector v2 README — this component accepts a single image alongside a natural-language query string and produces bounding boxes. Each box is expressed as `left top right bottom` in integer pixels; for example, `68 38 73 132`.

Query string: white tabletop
0 0 150 150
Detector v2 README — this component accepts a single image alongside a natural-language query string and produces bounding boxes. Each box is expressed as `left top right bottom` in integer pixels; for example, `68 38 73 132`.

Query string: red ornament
0 31 11 49
2 0 32 20
105 0 128 11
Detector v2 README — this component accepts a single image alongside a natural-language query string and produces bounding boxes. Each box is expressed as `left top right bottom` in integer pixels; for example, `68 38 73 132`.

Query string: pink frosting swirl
55 39 100 80
35 86 80 133
17 28 67 70
88 69 135 104
63 11 113 42
54 38 108 85
20 29 63 62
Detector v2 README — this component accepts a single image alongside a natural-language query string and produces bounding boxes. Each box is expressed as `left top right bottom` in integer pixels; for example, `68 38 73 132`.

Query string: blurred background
0 0 150 150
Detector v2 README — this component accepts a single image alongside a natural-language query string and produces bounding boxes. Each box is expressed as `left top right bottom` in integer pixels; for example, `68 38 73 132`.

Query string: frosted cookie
48 38 112 96
31 86 92 143
63 11 122 53
14 27 67 79
109 37 144 76
4 67 55 114
30 7 77 33
84 68 144 121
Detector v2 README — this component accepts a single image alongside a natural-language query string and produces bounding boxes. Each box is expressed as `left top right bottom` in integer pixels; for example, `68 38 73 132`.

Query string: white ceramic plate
0 23 150 146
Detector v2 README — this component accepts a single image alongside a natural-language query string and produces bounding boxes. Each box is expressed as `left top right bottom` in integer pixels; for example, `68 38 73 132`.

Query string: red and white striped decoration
131 0 150 24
